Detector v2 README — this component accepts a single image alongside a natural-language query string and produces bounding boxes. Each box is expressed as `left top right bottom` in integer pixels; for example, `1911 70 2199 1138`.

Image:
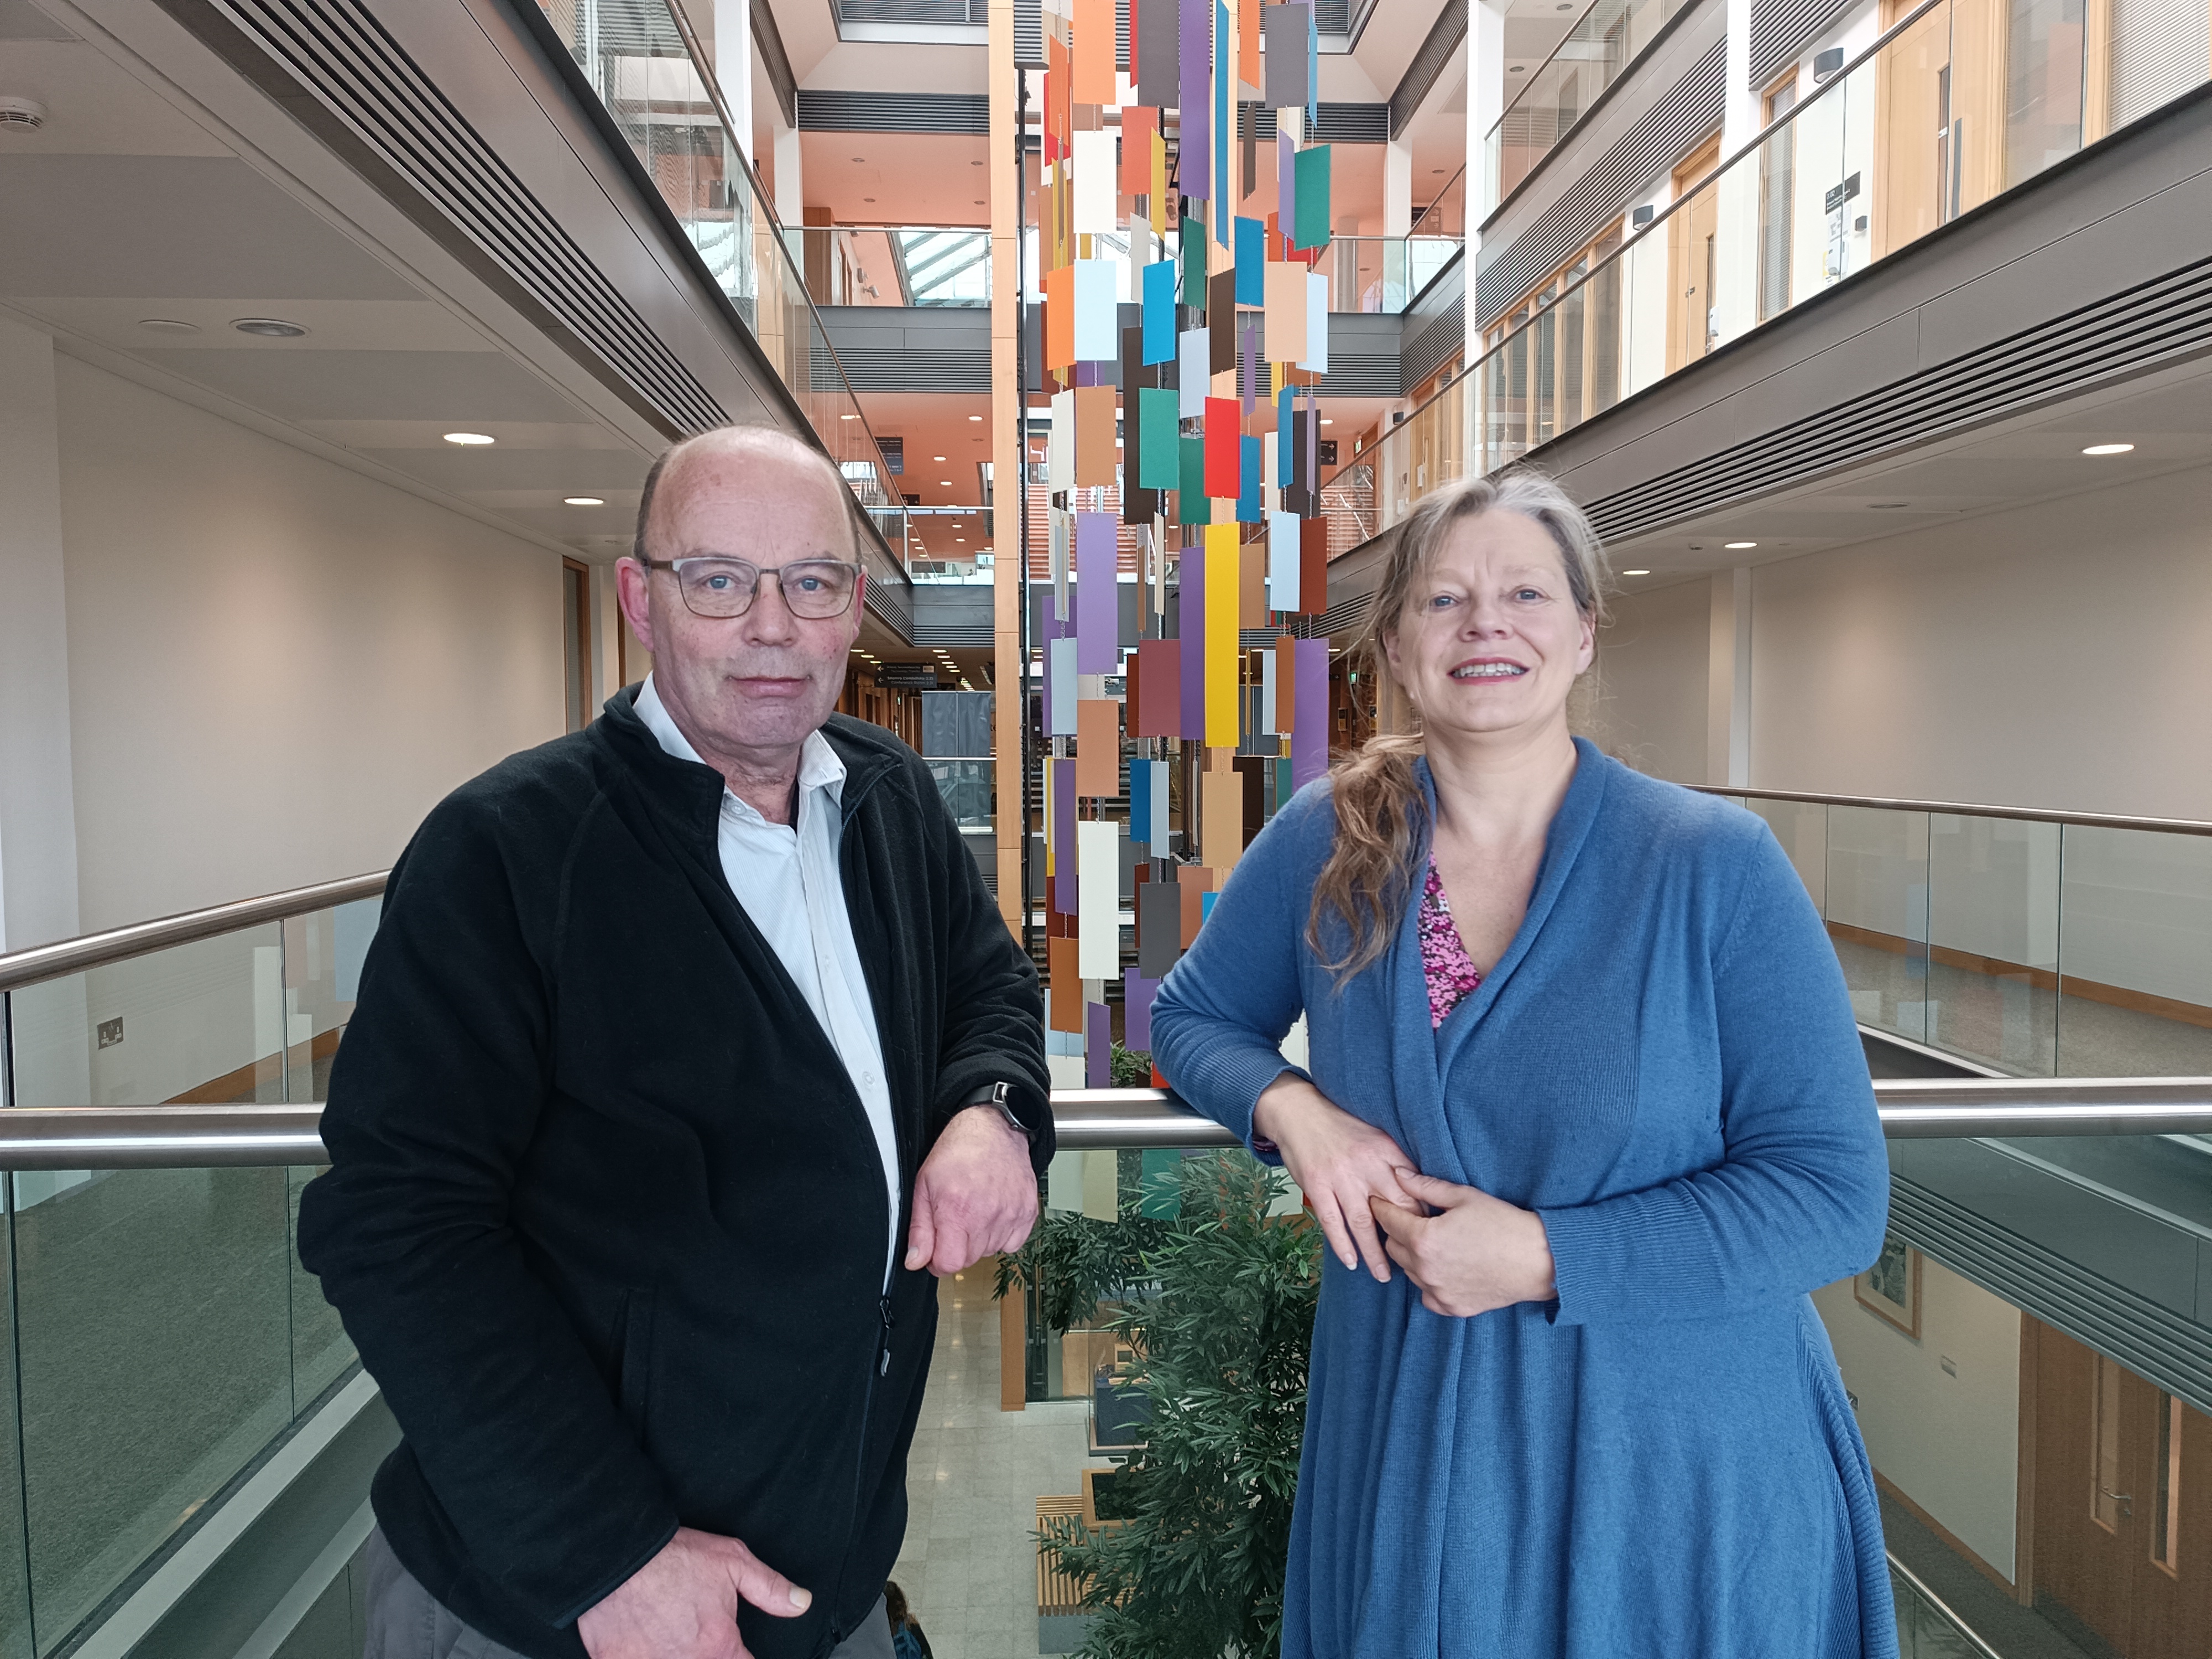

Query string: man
300 425 1052 1659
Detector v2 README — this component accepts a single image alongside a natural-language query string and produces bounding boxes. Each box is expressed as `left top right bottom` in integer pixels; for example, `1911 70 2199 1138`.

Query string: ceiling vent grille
797 90 991 133
1582 248 2212 544
158 0 730 437
0 97 47 130
1892 1168 2212 1419
1748 0 1856 87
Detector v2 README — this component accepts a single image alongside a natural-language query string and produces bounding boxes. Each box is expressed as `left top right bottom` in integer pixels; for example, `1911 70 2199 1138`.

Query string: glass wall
0 906 368 1653
1730 797 2212 1076
1329 0 2212 552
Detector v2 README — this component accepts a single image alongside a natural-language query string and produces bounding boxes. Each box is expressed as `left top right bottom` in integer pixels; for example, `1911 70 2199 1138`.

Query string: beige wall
1750 467 2212 819
1588 573 1710 783
55 357 567 931
1594 466 2212 816
1815 1261 2023 1580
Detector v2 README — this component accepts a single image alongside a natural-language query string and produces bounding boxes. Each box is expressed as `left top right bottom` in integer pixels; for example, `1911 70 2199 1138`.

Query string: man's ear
615 558 657 658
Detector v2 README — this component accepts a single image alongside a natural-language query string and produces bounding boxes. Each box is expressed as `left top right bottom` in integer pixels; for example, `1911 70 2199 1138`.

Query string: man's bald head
633 425 858 564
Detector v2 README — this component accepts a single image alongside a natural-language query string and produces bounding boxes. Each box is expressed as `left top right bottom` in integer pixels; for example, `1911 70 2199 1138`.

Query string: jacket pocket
616 1287 656 1446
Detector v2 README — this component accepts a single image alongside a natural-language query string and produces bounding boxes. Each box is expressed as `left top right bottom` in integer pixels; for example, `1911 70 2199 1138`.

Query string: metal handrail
1886 1551 2005 1659
0 872 389 995
10 778 2200 999
1691 785 2212 838
8 1081 2212 1170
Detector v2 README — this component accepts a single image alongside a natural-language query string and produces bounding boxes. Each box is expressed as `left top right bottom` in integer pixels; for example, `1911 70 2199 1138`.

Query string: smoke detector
0 98 48 132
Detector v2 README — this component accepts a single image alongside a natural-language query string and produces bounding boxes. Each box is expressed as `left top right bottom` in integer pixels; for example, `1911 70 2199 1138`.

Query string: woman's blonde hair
1305 471 1610 980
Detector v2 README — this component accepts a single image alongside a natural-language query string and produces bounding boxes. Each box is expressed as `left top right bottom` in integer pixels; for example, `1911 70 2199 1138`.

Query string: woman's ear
1575 611 1596 675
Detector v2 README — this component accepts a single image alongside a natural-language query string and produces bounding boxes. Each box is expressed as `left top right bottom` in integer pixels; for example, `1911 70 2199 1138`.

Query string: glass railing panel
1745 797 1830 911
1486 0 1695 210
14 1165 297 1652
1326 236 1465 314
1408 164 1467 241
820 227 990 307
3 925 288 1112
2056 825 2212 1076
1826 806 1933 1044
1926 814 2060 1075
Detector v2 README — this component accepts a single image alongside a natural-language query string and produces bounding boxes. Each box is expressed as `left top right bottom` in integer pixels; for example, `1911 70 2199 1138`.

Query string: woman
882 1582 932 1659
1149 473 1895 1658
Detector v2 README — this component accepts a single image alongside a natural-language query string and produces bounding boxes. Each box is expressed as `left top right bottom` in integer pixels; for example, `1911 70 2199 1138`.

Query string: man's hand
1252 1074 1422 1283
1371 1171 1558 1318
577 1526 810 1659
905 1104 1039 1276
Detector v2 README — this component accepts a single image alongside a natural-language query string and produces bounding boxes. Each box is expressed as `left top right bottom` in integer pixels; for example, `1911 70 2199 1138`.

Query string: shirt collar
634 674 846 819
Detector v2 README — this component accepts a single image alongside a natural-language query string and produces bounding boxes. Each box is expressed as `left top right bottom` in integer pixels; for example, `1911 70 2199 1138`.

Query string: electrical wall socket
96 1018 124 1048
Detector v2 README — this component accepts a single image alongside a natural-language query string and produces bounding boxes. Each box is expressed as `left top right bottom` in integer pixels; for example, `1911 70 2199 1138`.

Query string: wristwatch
962 1081 1035 1141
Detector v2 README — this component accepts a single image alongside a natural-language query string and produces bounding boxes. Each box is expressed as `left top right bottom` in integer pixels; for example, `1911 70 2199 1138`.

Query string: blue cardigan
1150 741 1896 1659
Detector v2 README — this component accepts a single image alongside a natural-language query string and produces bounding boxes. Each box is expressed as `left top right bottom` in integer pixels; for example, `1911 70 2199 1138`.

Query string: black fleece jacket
297 687 1052 1659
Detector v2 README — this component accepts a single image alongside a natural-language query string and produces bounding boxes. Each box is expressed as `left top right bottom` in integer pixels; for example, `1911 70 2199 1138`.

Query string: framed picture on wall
1855 1234 1922 1338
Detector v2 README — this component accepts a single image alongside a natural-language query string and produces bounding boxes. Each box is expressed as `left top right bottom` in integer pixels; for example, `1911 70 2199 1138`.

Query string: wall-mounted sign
875 664 942 688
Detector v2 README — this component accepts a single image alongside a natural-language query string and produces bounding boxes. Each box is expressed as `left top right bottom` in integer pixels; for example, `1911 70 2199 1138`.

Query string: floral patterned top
1418 852 1484 1027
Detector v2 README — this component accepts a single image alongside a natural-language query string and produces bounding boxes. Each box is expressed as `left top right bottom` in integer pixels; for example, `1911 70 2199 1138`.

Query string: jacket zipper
827 1293 896 1645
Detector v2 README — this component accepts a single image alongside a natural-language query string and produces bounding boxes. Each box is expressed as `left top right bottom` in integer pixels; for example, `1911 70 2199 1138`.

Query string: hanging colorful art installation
1034 0 1338 1084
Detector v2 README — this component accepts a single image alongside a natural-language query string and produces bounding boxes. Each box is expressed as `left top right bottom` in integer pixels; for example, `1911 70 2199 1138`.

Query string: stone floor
888 1269 1115 1659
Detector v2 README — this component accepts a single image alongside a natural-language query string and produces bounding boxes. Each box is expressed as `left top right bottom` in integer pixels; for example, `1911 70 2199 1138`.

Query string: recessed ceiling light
851 156 865 163
233 317 307 337
939 479 953 486
1869 502 1908 509
564 496 606 506
2081 442 2134 455
971 160 984 166
1510 64 1525 71
1321 418 1334 425
968 414 984 421
840 413 860 420
1622 568 1651 576
138 317 200 334
444 432 495 445
1724 540 1757 549
864 196 877 202
933 455 947 461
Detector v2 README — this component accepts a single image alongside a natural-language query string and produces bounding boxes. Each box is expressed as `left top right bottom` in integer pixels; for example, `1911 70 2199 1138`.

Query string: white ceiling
1602 352 2212 592
0 3 662 560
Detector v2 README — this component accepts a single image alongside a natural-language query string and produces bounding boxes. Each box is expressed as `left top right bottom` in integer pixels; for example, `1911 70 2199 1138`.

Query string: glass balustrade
0 916 366 1653
1340 0 2211 554
528 0 910 570
1486 0 1698 211
1722 797 2212 1078
818 226 992 307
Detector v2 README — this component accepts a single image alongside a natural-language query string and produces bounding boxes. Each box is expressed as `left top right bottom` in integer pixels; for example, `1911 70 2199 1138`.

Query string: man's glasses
637 556 861 620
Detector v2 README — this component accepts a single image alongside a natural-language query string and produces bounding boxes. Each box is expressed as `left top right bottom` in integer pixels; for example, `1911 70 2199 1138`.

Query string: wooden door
2032 1322 2212 1657
1666 133 1722 372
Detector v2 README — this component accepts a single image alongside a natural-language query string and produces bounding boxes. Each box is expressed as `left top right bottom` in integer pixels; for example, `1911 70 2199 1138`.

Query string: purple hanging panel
1291 637 1329 788
1180 0 1210 201
1123 967 1160 1050
1076 513 1119 674
1086 1001 1113 1085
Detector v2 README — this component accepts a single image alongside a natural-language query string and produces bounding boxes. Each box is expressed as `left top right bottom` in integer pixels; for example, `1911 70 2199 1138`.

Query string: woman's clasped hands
1253 1074 1558 1319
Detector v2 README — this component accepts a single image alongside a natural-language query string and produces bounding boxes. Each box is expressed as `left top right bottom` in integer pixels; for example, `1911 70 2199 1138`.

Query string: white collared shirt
634 676 900 1286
